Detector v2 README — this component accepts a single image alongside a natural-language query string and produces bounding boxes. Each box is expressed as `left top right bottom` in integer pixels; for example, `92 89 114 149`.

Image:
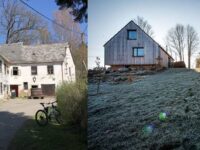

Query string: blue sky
0 0 87 43
88 0 200 69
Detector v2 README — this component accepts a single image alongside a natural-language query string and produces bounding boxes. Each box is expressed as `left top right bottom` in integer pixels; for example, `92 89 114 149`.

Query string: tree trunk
188 56 191 69
188 50 191 69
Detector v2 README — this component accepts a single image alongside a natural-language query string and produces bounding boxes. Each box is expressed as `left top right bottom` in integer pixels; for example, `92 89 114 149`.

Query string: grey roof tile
0 42 68 64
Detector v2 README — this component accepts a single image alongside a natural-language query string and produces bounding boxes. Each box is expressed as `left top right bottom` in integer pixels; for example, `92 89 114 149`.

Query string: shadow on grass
7 119 87 150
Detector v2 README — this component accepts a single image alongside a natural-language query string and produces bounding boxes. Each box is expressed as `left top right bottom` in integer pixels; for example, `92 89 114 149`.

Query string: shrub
56 79 87 129
173 61 186 68
196 58 200 68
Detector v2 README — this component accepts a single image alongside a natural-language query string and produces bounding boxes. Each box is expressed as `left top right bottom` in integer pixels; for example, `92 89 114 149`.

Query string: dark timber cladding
104 20 174 69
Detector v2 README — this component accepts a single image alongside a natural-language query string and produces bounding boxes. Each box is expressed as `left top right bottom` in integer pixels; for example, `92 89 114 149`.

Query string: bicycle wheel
35 110 48 126
54 109 63 124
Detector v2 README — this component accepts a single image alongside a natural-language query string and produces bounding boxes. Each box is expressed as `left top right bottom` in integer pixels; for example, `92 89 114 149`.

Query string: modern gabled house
104 20 174 70
0 42 75 99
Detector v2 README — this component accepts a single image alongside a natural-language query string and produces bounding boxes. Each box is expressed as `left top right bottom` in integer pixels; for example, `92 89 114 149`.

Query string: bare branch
186 25 199 68
166 24 185 61
53 8 82 48
134 16 154 37
0 0 48 44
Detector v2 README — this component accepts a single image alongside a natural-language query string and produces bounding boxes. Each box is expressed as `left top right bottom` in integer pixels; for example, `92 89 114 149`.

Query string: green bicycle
35 101 63 126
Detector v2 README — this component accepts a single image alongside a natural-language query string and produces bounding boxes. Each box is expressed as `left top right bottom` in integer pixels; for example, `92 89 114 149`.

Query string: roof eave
104 20 134 46
10 61 64 65
159 45 174 60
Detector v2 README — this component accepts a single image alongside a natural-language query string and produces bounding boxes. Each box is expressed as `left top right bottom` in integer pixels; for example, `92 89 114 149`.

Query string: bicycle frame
35 100 62 126
39 101 58 118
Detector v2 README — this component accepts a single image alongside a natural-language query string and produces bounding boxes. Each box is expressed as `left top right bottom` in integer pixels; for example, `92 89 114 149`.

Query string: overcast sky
88 0 200 69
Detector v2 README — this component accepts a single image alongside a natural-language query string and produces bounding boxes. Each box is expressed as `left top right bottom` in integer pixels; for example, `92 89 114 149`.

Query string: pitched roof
0 42 69 64
104 20 174 60
104 20 132 46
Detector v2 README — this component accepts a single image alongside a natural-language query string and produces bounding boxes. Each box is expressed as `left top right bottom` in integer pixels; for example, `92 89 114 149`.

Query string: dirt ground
0 98 55 150
88 68 200 150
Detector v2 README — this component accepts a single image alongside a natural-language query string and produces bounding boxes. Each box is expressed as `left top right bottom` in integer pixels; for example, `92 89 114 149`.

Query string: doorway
41 84 55 96
10 85 18 97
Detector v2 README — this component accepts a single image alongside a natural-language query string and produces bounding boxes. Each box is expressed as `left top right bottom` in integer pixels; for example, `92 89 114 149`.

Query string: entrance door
41 84 55 96
10 85 18 97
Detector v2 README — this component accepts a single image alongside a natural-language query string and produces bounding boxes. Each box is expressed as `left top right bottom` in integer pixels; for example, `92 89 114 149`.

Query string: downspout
61 46 67 83
61 62 64 82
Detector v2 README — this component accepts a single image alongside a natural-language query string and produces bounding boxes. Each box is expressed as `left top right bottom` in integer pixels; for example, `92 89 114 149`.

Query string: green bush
56 79 87 129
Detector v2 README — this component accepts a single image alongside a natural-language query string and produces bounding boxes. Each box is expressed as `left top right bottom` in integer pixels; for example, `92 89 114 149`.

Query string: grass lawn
8 119 87 150
88 69 200 149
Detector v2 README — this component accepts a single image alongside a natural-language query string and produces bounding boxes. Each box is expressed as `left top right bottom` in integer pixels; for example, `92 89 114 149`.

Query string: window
128 30 137 40
65 63 68 74
133 47 144 57
31 66 37 75
4 64 6 75
69 67 71 76
23 82 28 90
0 83 2 94
4 85 8 94
47 65 54 74
0 60 2 73
13 67 19 75
32 85 38 89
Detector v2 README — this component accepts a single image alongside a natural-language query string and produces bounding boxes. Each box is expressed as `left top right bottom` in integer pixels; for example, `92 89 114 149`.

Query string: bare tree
186 25 199 69
53 8 87 78
166 24 185 61
134 16 154 37
75 42 87 79
53 8 82 48
37 27 52 44
0 0 46 44
164 39 178 59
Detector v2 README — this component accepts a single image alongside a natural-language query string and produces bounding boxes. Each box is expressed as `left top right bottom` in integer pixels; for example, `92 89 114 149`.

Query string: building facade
0 42 75 99
104 21 174 70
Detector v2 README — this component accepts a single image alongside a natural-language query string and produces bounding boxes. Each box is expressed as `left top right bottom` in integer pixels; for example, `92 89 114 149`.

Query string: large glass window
133 47 144 57
31 66 37 75
128 30 137 40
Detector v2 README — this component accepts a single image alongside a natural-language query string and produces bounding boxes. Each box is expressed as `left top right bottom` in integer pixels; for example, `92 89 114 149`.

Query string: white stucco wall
0 57 9 99
62 47 76 82
8 62 75 96
0 43 76 98
9 63 62 89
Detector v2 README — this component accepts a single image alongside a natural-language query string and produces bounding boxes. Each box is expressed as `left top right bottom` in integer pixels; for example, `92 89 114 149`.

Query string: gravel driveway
0 98 55 150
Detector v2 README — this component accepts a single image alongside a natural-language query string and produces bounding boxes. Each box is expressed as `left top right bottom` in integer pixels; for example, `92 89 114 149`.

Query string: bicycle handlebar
40 101 57 107
47 101 57 105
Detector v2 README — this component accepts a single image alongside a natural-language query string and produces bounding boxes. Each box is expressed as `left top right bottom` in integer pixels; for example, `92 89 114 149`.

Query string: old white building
0 42 75 99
